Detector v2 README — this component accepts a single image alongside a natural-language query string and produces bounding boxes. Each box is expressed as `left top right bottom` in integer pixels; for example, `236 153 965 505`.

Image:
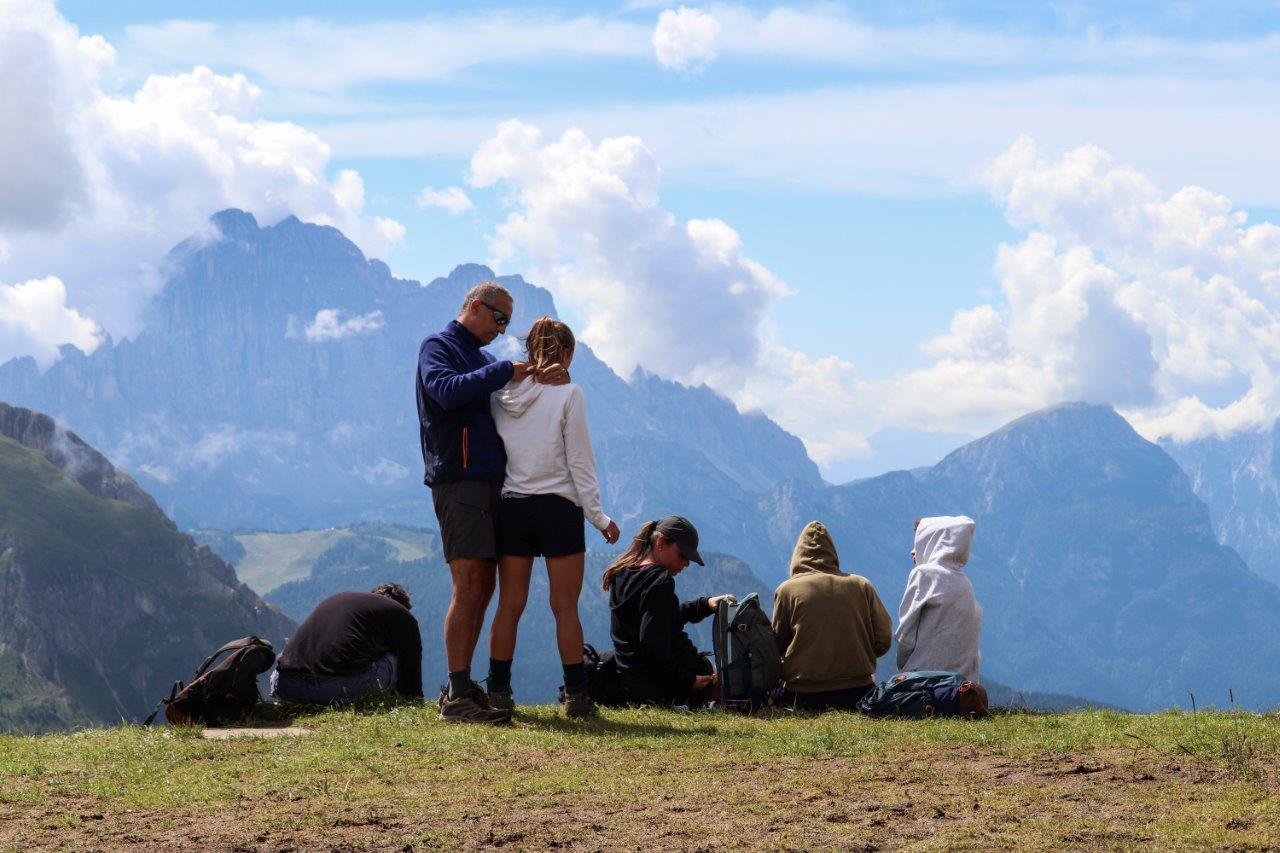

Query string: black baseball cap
655 515 704 566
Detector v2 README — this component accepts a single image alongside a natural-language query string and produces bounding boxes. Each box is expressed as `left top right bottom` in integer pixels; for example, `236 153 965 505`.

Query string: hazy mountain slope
788 403 1280 710
0 212 818 557
0 404 294 731
1162 426 1280 587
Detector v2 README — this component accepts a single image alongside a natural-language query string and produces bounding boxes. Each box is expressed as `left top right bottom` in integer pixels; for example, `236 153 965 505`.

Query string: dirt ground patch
3 745 1276 851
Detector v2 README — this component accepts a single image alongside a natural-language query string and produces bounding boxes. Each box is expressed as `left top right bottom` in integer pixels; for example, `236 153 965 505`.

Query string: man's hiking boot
486 686 515 713
438 684 511 725
562 691 597 720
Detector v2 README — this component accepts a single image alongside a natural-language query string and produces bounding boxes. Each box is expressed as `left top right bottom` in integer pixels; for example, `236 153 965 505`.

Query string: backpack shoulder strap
192 636 267 680
143 680 182 726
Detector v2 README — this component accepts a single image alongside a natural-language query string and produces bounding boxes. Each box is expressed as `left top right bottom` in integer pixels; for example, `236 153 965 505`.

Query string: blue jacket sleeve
419 339 514 410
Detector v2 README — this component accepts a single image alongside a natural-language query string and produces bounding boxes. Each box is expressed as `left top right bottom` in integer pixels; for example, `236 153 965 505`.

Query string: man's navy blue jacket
416 320 514 486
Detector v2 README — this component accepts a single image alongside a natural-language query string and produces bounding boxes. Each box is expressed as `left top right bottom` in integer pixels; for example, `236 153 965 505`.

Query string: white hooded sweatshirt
490 377 611 532
895 515 982 682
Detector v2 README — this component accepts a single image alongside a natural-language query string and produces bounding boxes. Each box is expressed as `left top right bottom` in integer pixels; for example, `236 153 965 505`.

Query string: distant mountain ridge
0 403 293 731
5 212 1280 712
0 211 818 565
750 403 1280 710
1162 425 1280 588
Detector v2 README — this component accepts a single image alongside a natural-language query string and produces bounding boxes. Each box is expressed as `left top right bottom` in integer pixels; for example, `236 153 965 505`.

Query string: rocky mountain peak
0 402 159 515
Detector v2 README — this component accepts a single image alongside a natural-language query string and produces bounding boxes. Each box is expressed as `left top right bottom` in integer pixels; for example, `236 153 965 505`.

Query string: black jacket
609 564 712 699
277 591 423 698
416 320 514 486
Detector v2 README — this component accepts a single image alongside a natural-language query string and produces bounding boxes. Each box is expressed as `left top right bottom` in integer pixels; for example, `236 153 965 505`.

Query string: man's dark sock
562 662 587 696
447 669 472 700
488 658 513 691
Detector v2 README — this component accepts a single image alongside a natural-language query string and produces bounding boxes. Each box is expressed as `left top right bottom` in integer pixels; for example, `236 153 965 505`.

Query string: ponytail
602 520 660 590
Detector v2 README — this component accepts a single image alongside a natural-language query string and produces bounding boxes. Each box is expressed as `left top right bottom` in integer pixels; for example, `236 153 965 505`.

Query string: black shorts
431 479 501 562
497 493 586 558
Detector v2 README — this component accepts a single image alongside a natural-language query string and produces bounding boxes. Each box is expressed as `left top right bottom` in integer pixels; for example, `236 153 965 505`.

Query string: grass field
2 704 1278 850
228 525 433 594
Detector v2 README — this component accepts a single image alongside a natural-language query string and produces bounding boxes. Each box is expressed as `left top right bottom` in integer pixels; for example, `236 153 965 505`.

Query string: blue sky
7 1 1280 480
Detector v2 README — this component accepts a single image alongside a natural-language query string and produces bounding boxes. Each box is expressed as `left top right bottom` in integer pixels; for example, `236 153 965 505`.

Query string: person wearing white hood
486 316 621 718
895 515 982 683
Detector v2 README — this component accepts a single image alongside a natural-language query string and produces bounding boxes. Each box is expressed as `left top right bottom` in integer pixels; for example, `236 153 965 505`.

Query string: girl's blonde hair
524 316 575 371
602 520 661 590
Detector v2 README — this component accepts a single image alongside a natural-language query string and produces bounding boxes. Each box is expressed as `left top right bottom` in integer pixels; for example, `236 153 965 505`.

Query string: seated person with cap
272 583 423 704
601 516 736 707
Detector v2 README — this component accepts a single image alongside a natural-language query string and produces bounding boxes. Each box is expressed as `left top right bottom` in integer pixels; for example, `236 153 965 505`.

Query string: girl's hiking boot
562 691 597 719
438 682 511 724
486 686 515 713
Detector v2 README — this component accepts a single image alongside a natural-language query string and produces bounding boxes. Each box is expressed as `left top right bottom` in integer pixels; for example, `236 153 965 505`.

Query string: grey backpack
712 593 782 712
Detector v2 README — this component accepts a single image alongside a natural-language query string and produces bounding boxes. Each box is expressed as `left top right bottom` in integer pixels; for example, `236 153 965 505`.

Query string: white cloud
304 308 385 342
468 120 879 463
316 74 1280 206
123 13 649 90
888 136 1280 444
471 120 788 383
0 276 104 368
416 186 474 215
0 0 403 356
653 7 720 72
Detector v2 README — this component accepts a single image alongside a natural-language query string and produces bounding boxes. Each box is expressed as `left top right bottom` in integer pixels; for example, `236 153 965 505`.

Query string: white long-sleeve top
895 515 983 682
490 377 612 531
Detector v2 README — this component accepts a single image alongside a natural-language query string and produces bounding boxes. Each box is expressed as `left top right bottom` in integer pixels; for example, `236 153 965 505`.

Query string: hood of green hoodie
788 520 842 576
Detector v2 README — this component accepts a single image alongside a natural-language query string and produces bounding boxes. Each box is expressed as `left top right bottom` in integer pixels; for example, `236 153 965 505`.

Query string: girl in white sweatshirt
486 317 620 717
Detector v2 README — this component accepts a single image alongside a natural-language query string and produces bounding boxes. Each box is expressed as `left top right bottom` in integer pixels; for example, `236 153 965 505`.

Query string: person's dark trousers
779 684 873 712
271 654 399 705
620 656 714 708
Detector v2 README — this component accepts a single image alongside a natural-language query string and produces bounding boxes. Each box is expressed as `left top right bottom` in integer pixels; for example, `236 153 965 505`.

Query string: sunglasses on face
480 300 510 327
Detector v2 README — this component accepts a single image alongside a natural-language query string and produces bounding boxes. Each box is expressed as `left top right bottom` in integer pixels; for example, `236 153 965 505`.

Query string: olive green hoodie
772 521 893 692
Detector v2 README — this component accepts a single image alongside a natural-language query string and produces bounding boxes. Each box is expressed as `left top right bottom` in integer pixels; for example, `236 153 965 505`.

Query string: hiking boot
562 691 597 720
487 685 515 713
438 685 511 725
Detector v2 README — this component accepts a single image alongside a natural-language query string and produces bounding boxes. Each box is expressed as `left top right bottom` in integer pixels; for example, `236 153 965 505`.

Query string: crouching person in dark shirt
272 583 423 704
603 516 735 707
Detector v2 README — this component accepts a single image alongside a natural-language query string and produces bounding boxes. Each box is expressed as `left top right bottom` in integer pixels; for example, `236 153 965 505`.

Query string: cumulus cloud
653 6 720 72
0 0 403 356
304 309 385 342
890 136 1280 444
0 276 104 368
468 120 877 463
416 186 474 215
471 120 788 382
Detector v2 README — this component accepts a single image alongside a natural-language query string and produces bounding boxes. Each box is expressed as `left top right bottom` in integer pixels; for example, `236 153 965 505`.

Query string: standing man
416 281 566 723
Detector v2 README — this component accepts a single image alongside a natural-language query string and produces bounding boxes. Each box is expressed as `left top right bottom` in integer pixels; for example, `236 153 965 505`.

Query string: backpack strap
191 636 267 680
143 680 182 726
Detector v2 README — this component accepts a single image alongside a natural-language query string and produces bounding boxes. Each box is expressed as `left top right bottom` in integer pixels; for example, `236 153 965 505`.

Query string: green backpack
712 593 782 712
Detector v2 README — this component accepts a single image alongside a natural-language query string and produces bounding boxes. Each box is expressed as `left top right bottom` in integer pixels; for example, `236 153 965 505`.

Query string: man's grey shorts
431 479 502 562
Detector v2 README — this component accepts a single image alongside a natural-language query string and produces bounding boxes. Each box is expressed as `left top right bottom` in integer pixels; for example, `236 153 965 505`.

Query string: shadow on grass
244 687 419 727
515 710 719 738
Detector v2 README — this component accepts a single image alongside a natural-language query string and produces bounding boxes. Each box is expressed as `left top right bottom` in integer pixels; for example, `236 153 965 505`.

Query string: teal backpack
712 593 782 712
858 671 987 719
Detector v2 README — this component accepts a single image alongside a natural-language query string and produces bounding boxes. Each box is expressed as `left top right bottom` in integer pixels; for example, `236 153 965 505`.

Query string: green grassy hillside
0 431 294 732
195 523 436 594
1 706 1277 848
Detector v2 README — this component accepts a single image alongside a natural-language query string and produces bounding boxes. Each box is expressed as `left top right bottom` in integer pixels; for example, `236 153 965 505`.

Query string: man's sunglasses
480 300 510 327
